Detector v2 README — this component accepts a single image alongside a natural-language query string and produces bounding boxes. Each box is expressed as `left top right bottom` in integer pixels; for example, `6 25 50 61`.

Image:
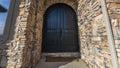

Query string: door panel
42 3 79 52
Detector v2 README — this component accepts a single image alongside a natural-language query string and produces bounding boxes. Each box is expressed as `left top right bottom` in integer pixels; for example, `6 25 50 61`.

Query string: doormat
46 57 78 62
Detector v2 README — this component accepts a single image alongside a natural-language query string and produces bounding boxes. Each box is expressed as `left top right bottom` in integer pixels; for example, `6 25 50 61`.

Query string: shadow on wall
21 0 42 68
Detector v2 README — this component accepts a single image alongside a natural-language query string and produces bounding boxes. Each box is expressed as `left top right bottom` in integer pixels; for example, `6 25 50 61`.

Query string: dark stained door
42 3 79 52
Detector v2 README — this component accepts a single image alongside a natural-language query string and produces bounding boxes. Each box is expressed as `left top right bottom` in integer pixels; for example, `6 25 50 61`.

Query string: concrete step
34 57 89 68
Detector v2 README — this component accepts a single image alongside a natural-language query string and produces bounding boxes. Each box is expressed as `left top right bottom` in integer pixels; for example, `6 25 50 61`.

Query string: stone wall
0 45 7 68
5 0 78 68
106 0 120 66
77 0 113 68
6 0 33 68
6 0 47 67
0 0 119 68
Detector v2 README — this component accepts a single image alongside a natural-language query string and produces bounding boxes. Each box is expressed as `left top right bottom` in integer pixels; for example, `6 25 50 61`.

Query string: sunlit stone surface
0 0 120 68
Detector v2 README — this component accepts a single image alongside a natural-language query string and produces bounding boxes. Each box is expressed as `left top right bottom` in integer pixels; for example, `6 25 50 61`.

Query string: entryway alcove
42 3 80 56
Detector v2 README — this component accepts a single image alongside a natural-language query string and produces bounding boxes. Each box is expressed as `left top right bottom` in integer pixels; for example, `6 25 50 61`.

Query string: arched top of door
44 3 76 16
43 0 78 12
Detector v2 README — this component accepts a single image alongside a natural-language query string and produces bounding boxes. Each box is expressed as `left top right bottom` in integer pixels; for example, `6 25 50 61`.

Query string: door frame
41 3 81 58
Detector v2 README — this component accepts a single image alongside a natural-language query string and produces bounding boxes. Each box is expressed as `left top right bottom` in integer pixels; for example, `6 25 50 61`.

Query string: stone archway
17 0 79 68
6 0 115 68
40 0 80 57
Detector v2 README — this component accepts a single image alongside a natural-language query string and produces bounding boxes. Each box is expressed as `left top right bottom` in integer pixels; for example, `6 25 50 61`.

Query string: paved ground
34 57 89 68
58 59 89 68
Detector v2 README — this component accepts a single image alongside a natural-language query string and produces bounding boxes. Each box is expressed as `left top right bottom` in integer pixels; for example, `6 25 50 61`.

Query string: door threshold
42 52 80 58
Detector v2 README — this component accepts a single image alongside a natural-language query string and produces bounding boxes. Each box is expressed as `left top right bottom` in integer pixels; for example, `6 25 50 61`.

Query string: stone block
92 37 102 41
19 8 25 16
116 49 120 53
117 53 120 57
115 40 120 45
106 0 120 3
110 13 120 19
118 58 120 64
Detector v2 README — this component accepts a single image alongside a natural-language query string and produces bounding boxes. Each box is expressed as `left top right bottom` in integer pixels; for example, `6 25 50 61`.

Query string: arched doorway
42 3 79 53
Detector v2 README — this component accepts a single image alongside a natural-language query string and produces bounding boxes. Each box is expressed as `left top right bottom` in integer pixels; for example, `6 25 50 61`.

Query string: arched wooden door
42 3 79 52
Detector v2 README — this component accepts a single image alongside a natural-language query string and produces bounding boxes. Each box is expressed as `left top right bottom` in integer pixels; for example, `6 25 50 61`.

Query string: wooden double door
42 3 79 52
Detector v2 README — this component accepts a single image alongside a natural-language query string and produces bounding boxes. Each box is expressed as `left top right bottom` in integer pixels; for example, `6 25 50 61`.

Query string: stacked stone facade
106 0 120 66
6 0 32 68
0 45 7 68
1 0 78 68
77 0 113 68
0 0 120 68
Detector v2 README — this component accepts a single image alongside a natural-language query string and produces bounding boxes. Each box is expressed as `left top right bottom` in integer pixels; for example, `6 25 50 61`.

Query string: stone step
34 57 89 68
